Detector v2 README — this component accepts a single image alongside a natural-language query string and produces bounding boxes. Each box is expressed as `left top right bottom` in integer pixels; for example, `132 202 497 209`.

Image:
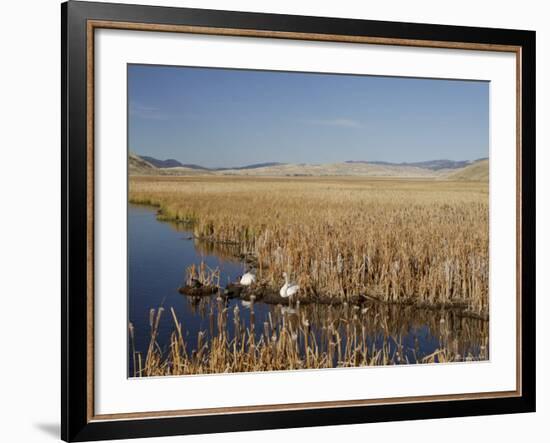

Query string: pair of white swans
239 271 300 301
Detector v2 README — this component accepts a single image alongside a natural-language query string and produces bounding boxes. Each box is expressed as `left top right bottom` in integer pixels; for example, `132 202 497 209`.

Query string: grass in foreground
130 298 489 376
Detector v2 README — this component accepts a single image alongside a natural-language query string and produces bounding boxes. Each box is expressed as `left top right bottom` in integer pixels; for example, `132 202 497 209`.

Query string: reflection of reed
162 217 244 262
193 238 242 262
162 219 193 233
130 298 488 377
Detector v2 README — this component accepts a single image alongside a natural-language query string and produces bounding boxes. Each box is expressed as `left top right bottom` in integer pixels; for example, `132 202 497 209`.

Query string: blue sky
128 64 489 168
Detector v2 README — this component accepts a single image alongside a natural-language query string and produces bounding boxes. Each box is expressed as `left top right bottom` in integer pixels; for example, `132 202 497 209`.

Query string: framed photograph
61 1 536 441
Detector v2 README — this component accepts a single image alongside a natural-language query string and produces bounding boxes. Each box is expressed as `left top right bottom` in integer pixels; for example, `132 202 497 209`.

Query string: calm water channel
128 204 488 376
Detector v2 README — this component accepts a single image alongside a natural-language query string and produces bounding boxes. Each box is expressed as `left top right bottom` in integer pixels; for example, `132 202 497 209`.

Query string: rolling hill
129 152 156 174
348 159 475 171
140 156 185 168
128 153 488 180
129 153 212 176
444 159 489 181
219 162 440 177
141 156 212 170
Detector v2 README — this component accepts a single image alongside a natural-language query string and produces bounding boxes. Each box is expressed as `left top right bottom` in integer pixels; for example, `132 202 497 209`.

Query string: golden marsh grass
129 175 489 315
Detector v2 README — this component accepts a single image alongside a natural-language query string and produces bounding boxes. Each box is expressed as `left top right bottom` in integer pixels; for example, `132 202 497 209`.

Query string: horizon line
133 152 488 170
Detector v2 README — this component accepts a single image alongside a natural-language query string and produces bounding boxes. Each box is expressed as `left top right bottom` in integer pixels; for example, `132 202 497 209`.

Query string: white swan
280 272 300 302
240 271 256 286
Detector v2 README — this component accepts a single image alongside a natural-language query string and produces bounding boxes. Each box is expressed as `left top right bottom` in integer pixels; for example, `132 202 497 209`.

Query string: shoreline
128 174 489 317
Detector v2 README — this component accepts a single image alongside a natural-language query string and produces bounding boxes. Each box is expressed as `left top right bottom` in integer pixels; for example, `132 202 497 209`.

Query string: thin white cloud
308 118 362 128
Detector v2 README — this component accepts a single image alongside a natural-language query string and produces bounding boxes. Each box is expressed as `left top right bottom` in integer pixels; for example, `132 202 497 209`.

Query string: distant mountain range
140 156 198 169
129 153 488 180
219 162 287 171
139 156 287 171
137 155 486 172
346 158 488 171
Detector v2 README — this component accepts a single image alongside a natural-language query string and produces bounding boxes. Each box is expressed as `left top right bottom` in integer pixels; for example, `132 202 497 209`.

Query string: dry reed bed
129 176 489 314
130 298 488 376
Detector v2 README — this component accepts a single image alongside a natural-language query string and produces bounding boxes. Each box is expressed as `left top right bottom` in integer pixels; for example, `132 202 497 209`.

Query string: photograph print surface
127 64 489 377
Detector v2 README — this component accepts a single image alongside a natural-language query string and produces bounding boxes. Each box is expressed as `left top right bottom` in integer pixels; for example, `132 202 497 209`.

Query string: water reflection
178 293 488 366
128 204 488 376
